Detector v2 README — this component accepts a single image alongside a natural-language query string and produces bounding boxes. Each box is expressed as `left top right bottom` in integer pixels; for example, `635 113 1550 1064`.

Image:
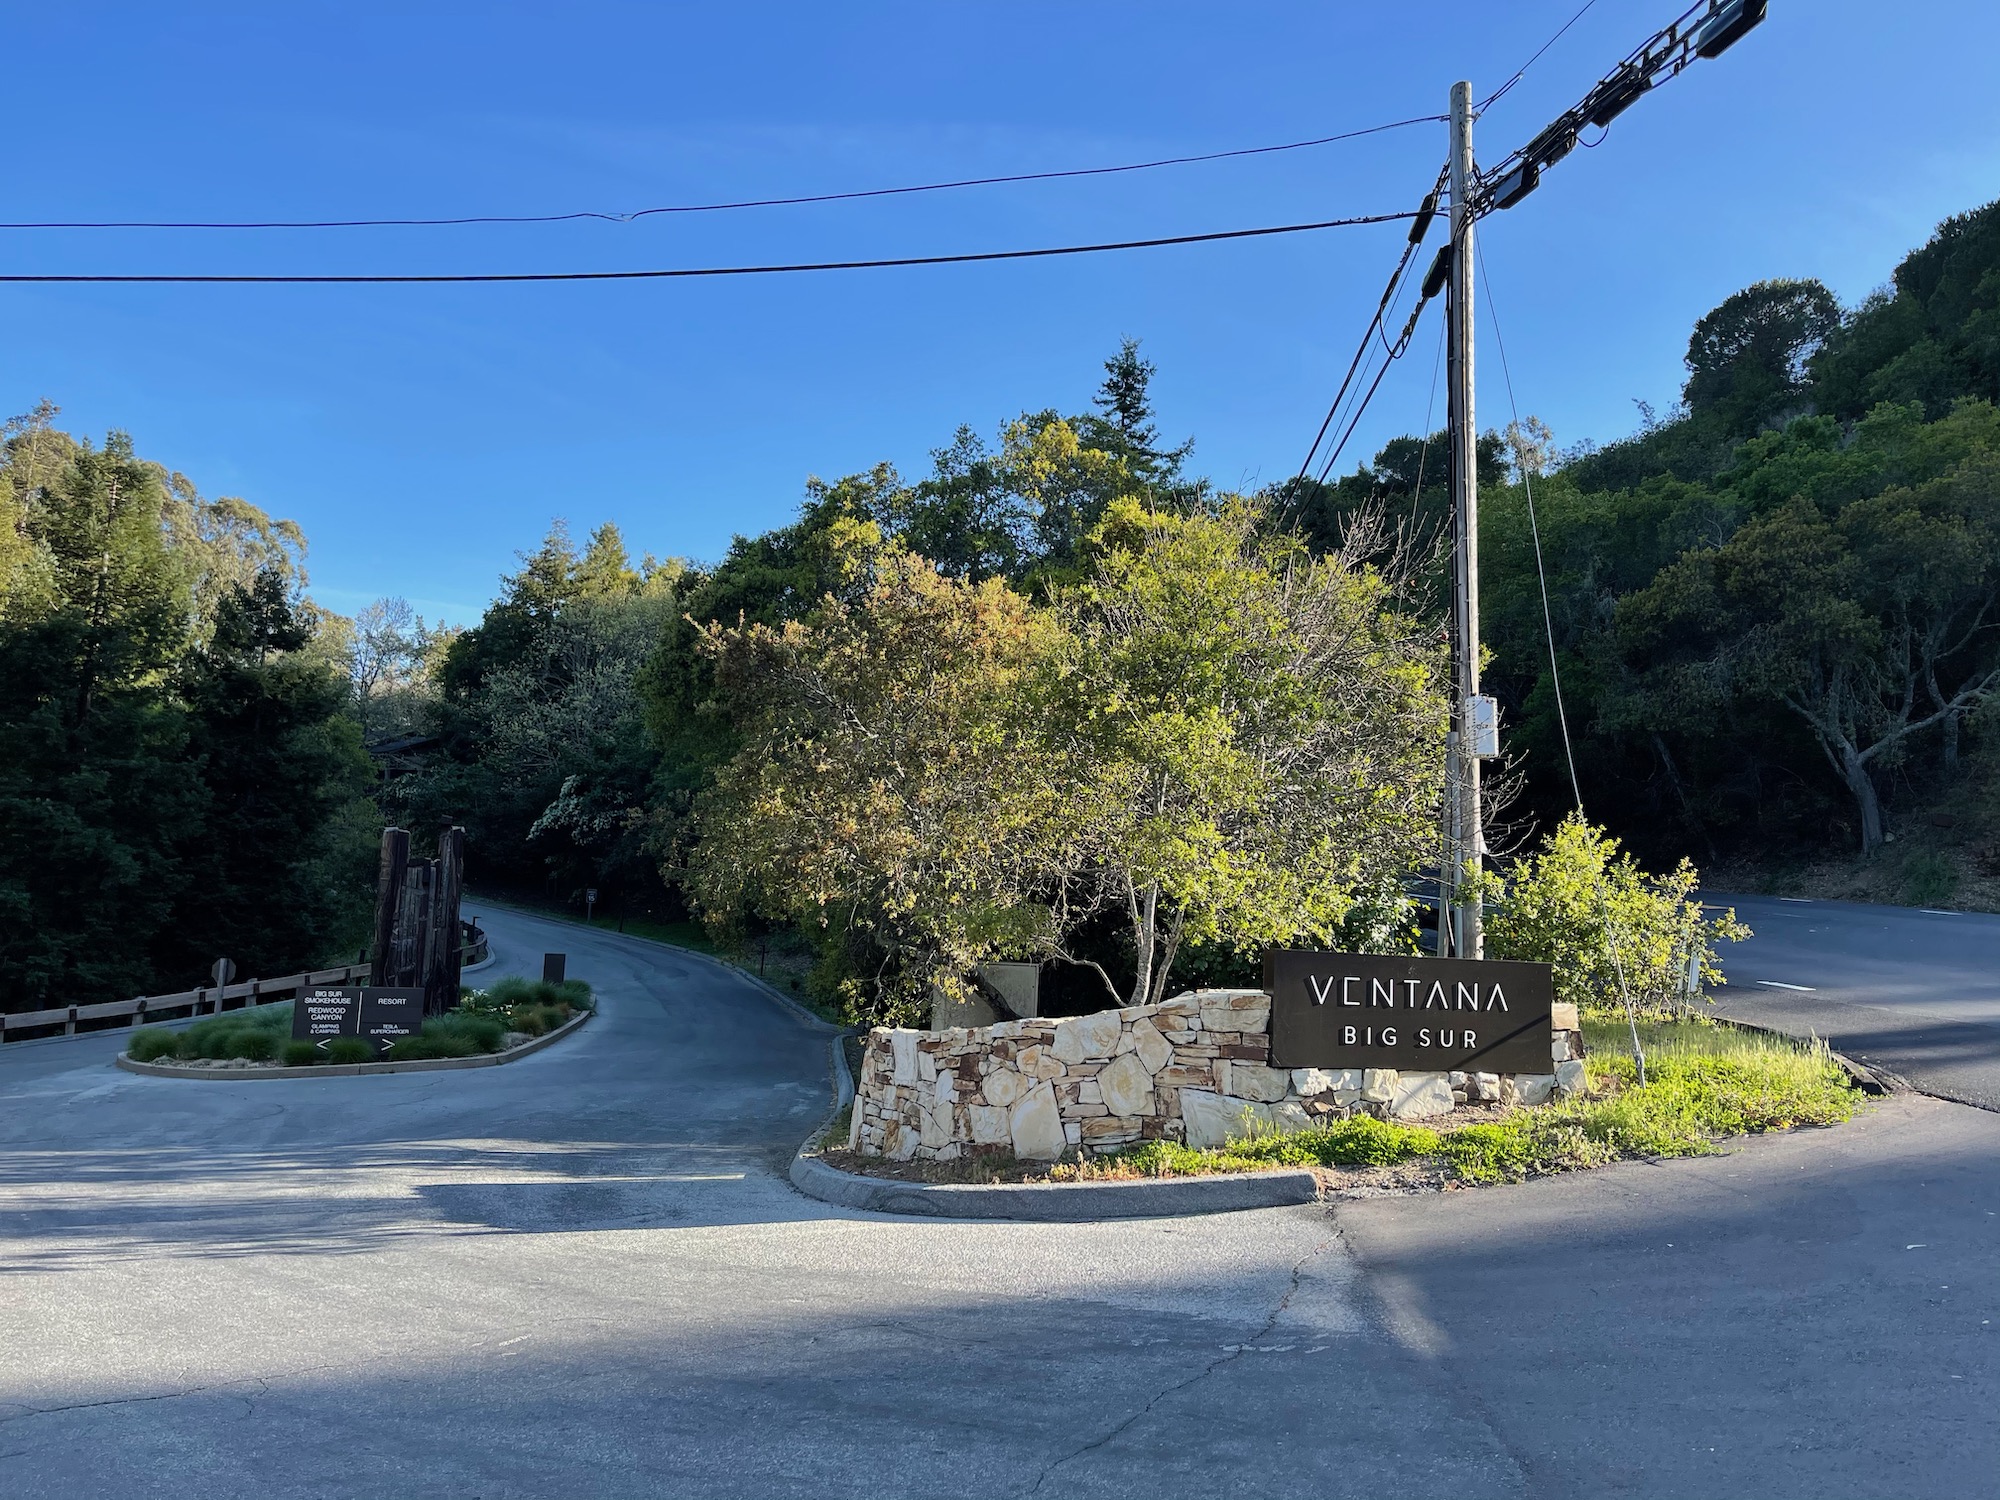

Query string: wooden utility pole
1446 80 1484 959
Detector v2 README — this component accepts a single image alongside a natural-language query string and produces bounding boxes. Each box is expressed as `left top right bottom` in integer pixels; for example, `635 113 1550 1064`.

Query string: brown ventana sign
1264 951 1555 1075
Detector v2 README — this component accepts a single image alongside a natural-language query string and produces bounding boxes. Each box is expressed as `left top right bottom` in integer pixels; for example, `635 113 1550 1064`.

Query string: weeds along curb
1705 1012 1896 1096
787 1150 1319 1221
114 1006 592 1081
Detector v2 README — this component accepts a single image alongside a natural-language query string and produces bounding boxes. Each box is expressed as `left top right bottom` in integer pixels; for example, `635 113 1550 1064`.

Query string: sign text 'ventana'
1264 951 1555 1075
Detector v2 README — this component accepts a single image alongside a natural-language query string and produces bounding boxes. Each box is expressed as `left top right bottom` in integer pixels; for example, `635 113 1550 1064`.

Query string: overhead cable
1291 167 1449 487
0 116 1448 231
1477 0 1604 111
0 210 1422 284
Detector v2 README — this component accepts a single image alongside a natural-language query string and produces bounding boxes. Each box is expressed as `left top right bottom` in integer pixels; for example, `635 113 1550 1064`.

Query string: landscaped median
116 976 593 1078
801 1015 1866 1212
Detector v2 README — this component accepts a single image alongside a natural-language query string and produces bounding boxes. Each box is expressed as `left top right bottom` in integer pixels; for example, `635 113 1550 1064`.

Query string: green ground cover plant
1053 1018 1857 1187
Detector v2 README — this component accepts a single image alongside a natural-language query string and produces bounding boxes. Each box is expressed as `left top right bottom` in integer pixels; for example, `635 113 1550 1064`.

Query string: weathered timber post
431 825 466 1014
369 827 411 987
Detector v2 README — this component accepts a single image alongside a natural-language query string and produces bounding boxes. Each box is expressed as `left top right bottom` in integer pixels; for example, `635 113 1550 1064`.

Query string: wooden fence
0 926 489 1046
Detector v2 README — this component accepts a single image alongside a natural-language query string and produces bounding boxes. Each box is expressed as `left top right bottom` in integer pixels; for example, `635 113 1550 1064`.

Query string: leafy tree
1617 441 2000 854
407 519 677 900
1474 816 1747 1018
0 432 203 1007
689 546 1063 1021
348 596 441 740
1682 278 1840 436
1813 198 2000 420
161 571 376 981
0 421 387 1007
1040 498 1447 1005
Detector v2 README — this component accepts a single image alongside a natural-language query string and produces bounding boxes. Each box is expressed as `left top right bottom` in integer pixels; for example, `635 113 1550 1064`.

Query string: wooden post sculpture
366 824 468 1014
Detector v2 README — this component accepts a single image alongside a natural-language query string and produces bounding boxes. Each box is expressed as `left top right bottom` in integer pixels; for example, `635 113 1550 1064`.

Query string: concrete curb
115 1005 593 1080
786 1150 1319 1221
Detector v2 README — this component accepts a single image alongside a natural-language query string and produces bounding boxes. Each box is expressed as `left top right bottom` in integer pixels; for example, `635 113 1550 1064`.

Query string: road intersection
0 902 1992 1497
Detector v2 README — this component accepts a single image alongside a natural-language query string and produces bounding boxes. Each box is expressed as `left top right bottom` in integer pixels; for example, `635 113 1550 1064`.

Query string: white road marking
1758 981 1817 992
1779 897 1814 903
1920 909 1959 916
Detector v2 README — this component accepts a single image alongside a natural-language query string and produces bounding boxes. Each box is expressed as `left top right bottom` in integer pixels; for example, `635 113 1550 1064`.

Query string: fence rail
0 927 489 1045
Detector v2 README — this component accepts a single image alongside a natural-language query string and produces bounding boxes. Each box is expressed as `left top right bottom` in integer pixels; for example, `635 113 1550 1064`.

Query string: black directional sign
358 987 425 1053
292 987 361 1045
1264 951 1555 1075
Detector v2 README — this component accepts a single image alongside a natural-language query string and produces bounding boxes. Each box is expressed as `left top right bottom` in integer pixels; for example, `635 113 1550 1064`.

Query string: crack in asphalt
0 1367 332 1428
1023 1228 1338 1496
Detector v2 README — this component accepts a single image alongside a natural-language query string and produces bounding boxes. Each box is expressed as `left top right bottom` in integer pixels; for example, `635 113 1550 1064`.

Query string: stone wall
850 988 1586 1162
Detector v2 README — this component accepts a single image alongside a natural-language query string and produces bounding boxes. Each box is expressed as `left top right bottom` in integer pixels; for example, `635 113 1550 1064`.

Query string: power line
0 210 1422 284
1477 0 1603 111
1291 167 1449 485
0 116 1448 232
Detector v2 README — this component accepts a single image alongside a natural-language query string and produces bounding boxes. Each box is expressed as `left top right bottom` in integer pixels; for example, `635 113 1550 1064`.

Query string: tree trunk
1942 710 1961 776
1838 743 1885 856
1128 881 1160 1007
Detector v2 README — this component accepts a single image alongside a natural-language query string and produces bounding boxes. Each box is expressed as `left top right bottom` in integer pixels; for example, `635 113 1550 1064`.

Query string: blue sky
7 2 1997 624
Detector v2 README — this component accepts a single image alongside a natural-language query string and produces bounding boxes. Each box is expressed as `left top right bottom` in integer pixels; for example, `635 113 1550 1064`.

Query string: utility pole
1414 4 1770 959
1445 80 1484 960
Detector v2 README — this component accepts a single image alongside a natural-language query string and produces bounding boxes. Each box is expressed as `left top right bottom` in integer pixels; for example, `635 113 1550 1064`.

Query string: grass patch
1065 1018 1858 1188
321 1037 375 1064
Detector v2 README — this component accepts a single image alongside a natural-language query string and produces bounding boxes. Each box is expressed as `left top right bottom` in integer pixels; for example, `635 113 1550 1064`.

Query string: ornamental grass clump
167 1002 293 1060
128 1028 179 1063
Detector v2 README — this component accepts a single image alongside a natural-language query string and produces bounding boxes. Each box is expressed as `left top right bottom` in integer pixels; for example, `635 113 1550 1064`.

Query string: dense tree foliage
1468 199 2000 867
0 413 375 1010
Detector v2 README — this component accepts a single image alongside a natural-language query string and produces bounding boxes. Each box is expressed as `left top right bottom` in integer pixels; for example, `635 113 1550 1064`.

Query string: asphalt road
1 904 1994 1497
1707 891 2000 1110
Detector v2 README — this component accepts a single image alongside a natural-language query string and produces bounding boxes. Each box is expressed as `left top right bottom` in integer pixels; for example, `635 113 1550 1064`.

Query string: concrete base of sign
115 1005 592 1080
787 1150 1319 1220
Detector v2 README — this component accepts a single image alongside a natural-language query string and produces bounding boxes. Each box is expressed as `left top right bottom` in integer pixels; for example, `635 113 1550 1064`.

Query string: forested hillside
1288 198 2000 902
0 410 378 1010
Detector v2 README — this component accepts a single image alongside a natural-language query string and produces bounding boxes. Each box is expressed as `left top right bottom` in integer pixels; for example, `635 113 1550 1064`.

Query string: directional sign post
357 987 425 1054
292 987 361 1048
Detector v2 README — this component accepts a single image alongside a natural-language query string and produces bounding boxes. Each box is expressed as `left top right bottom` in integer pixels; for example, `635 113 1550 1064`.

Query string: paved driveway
0 906 1993 1497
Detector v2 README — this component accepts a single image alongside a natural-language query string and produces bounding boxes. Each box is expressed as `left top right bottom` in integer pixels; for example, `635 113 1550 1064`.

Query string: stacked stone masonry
850 988 1587 1162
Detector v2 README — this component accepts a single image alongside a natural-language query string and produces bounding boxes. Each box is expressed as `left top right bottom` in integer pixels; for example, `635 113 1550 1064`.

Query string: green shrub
281 1039 321 1066
322 1037 375 1064
228 1030 278 1061
484 975 593 1011
426 1012 505 1053
1471 814 1750 1020
506 1002 570 1037
129 1028 179 1063
384 1032 479 1060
